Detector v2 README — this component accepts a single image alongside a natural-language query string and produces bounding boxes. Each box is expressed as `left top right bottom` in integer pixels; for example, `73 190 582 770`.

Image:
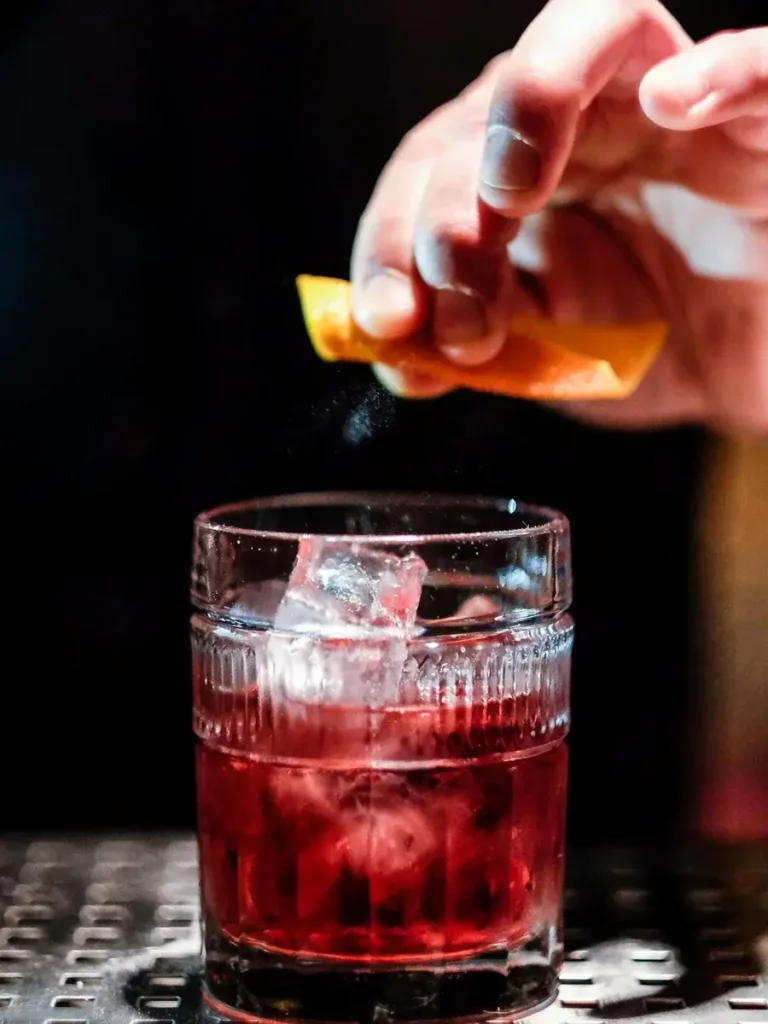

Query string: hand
350 0 768 432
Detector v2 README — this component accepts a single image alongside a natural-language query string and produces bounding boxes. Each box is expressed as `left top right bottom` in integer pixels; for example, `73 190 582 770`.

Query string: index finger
350 107 448 341
478 0 691 215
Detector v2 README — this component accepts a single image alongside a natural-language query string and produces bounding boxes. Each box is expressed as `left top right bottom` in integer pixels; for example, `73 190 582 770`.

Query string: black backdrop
0 0 757 840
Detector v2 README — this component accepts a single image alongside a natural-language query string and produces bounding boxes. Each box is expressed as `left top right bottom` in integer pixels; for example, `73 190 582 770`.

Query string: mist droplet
343 386 396 447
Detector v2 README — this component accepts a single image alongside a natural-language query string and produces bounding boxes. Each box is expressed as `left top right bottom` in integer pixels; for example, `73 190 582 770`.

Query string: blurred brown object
697 435 768 840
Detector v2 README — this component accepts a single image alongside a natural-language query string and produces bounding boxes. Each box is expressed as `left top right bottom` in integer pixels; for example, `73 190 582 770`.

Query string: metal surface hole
564 927 591 947
719 975 761 987
631 949 671 962
559 968 594 984
608 864 641 877
146 975 187 988
138 994 182 1009
708 949 750 963
51 994 96 1007
19 862 72 884
167 859 197 873
0 973 22 985
150 926 191 944
95 841 149 862
4 904 54 924
565 949 591 962
0 995 16 1008
90 862 138 882
155 905 196 923
79 904 132 925
700 926 739 942
0 926 45 945
72 925 122 945
613 888 650 909
0 949 30 962
626 927 663 941
60 973 103 987
26 842 78 861
166 840 197 859
44 1019 89 1024
728 999 768 1010
152 957 193 972
559 995 601 1008
636 972 679 985
85 882 135 904
13 883 68 908
687 887 726 909
159 882 198 904
644 998 686 1010
129 1020 176 1024
66 950 111 964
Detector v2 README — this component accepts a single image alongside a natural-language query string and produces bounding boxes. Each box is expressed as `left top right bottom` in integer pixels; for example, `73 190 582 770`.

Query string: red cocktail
192 494 572 1024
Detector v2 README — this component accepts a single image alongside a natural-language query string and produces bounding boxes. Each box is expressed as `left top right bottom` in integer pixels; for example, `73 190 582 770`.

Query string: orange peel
296 275 667 401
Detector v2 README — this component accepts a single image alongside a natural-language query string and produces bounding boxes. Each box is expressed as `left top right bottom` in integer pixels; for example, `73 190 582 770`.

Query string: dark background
0 0 758 840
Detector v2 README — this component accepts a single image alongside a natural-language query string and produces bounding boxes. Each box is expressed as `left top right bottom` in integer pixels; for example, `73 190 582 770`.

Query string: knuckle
487 65 575 132
602 0 655 30
414 218 495 291
703 28 741 45
398 102 453 159
481 50 512 80
428 217 480 255
355 209 411 267
418 166 484 251
463 51 512 96
454 90 493 139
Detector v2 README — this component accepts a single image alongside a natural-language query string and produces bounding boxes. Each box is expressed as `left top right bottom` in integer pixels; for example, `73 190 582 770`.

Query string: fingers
371 364 455 400
413 86 517 368
350 108 446 341
353 0 692 401
353 80 519 398
640 28 768 149
639 28 768 207
479 0 689 215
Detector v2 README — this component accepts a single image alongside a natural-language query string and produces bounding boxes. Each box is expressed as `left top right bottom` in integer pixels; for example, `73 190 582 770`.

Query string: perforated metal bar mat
0 836 765 1024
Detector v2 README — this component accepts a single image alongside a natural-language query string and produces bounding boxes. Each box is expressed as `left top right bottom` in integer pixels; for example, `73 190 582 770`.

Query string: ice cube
228 579 287 625
274 539 427 638
344 802 439 888
268 541 427 704
269 769 345 827
268 631 411 704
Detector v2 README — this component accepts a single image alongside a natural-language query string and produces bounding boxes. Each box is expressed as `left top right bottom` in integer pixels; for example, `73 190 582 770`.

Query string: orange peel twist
297 275 667 401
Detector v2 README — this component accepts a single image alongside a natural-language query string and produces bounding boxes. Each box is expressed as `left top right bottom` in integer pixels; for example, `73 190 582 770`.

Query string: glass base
202 930 559 1024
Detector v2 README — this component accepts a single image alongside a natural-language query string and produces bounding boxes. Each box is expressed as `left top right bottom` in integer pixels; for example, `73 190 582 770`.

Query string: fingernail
354 270 416 338
640 61 719 126
481 126 540 192
437 333 505 367
686 90 722 120
641 85 718 127
434 288 487 345
372 364 453 400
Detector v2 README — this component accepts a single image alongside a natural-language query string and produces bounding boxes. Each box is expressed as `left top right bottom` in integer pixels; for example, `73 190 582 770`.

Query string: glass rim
194 491 569 545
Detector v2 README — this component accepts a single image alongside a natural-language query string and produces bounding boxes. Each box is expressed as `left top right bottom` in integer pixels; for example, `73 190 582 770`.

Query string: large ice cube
295 796 440 916
269 541 427 704
274 539 427 638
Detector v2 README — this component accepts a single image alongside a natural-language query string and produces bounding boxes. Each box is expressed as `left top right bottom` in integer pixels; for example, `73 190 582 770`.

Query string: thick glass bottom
202 929 560 1024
